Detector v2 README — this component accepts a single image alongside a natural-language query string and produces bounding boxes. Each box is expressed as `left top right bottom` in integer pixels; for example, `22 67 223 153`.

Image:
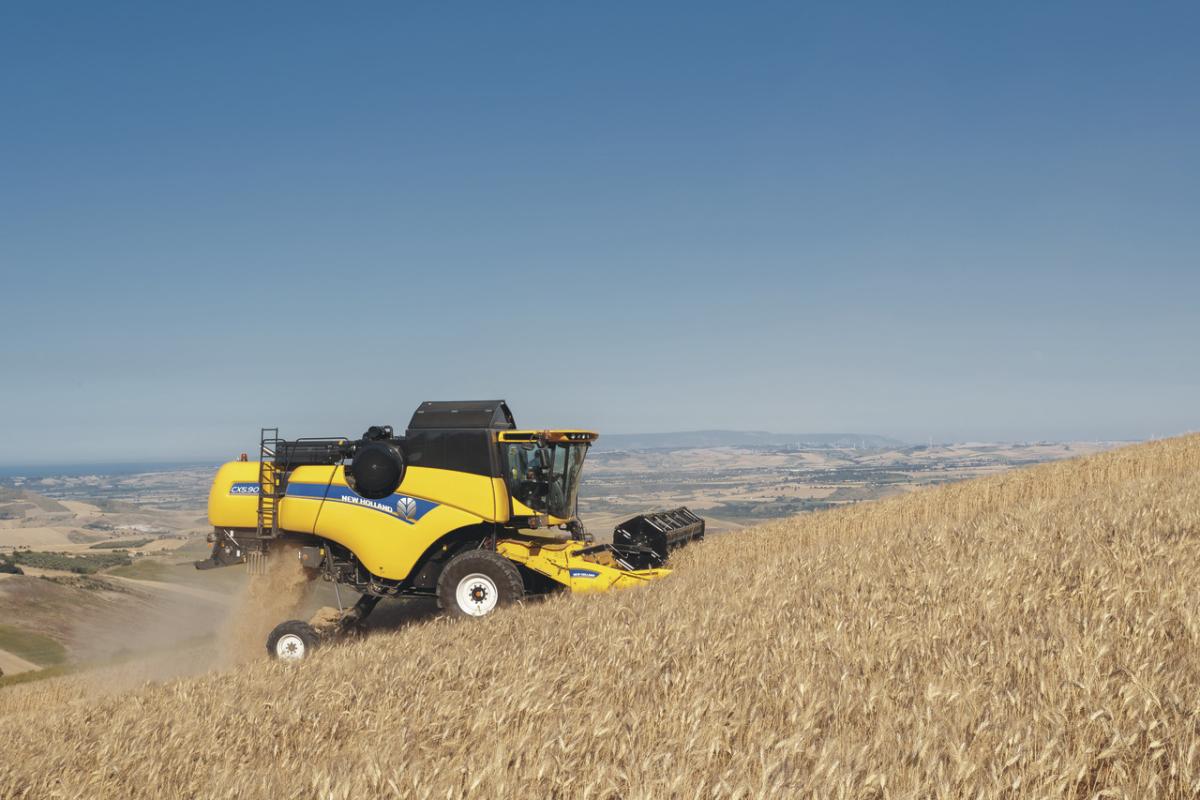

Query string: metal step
257 428 281 538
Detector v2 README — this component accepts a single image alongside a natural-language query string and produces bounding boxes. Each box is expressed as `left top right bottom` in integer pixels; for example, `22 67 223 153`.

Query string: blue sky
1 2 1198 463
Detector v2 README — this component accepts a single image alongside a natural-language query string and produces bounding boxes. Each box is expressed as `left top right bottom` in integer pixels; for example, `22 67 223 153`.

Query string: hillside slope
3 436 1200 798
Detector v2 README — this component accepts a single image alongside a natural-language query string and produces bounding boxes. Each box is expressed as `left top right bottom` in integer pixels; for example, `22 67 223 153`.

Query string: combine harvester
199 400 704 659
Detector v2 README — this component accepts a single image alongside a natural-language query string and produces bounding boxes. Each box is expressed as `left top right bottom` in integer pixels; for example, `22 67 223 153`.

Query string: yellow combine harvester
200 400 704 659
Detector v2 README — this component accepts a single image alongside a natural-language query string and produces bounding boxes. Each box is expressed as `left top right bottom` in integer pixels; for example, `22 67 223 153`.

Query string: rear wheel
267 620 320 661
437 549 524 618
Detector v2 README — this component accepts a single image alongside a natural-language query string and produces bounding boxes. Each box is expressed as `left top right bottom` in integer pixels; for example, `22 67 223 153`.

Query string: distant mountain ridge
592 430 906 452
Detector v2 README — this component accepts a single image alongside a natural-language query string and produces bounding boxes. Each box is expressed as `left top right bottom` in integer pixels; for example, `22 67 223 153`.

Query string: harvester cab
199 400 704 660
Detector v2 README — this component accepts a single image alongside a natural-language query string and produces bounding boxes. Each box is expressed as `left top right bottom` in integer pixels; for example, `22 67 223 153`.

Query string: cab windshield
505 441 589 519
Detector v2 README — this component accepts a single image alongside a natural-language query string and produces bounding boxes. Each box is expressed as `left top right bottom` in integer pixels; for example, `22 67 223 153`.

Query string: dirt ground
0 647 39 676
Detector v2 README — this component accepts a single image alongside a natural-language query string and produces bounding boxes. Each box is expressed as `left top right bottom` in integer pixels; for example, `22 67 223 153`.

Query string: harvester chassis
197 402 706 660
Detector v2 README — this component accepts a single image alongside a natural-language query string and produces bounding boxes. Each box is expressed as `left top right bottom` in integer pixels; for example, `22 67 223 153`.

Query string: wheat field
2 436 1199 798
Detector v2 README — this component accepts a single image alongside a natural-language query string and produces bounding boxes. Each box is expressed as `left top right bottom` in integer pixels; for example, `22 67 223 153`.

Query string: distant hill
592 430 906 451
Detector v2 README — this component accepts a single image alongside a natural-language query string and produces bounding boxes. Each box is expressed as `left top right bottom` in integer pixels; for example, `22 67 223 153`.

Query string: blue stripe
284 482 437 524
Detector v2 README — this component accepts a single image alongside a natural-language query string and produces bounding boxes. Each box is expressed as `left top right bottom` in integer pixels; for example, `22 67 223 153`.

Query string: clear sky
2 2 1198 464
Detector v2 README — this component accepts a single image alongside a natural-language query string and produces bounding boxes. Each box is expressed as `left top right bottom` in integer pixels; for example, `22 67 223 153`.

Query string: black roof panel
407 400 516 431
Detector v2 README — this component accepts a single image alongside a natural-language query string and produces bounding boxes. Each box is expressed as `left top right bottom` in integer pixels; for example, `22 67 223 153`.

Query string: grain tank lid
407 400 516 431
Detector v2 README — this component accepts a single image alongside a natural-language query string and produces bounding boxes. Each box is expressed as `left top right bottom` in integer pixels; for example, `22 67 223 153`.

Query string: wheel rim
275 633 306 660
455 572 499 616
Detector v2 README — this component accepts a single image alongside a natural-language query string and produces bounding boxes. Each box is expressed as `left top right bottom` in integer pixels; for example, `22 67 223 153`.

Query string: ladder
253 428 282 574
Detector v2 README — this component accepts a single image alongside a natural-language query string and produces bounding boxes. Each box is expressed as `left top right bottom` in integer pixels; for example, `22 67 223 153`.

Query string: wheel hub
275 633 306 661
455 572 500 616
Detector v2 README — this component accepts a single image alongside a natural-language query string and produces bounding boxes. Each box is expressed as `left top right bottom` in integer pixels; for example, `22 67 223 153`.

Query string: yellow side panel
491 478 511 521
398 467 505 522
276 465 497 581
511 497 538 516
208 461 262 528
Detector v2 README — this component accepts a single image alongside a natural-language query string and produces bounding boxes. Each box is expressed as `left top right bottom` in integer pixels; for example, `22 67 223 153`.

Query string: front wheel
437 549 524 618
266 620 321 661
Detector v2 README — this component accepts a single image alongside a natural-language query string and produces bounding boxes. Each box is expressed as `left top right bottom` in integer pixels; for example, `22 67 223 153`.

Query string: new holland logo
396 496 418 519
282 482 437 524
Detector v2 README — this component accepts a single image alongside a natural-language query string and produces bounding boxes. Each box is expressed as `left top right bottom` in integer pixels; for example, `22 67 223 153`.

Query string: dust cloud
218 544 316 664
20 547 317 706
65 575 238 696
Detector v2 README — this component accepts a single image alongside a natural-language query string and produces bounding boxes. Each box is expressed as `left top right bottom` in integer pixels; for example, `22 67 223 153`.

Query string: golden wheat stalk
2 435 1199 798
